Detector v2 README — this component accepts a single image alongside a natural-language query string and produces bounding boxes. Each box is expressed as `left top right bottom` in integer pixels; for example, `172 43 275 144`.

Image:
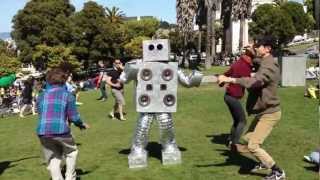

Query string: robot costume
120 39 203 168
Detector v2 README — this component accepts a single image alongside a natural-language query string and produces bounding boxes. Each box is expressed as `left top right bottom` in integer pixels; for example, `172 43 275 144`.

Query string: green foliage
304 0 314 16
281 1 314 34
124 36 150 59
71 1 124 66
105 6 125 24
249 4 296 45
11 0 75 63
0 54 21 77
0 39 20 76
124 18 160 41
168 29 184 55
32 44 81 73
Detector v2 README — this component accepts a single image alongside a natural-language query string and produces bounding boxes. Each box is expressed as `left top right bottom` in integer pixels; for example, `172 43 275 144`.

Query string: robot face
143 39 170 62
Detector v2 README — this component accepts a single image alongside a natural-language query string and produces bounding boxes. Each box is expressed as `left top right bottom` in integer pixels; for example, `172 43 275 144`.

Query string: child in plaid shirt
36 68 89 180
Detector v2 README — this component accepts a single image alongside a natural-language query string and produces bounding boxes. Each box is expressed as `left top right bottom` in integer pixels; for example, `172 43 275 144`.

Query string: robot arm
119 60 140 84
177 69 203 87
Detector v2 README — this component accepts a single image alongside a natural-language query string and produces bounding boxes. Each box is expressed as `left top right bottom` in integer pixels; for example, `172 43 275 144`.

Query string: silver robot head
143 39 170 62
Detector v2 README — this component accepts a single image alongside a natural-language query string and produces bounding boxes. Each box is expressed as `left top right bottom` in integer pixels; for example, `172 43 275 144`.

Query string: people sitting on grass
20 77 37 118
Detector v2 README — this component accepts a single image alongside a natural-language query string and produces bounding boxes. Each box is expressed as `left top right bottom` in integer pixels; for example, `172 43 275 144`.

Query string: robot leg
128 113 154 168
156 113 181 165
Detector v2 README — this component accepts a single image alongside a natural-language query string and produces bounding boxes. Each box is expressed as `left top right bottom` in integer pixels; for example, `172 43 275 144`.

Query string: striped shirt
36 85 84 136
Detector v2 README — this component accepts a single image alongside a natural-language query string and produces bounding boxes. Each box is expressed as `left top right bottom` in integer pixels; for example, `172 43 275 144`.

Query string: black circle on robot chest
140 68 174 81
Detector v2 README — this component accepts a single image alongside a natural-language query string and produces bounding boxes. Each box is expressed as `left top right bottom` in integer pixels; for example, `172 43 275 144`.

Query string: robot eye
161 69 173 81
148 44 155 51
141 68 152 81
157 44 163 50
163 94 175 106
139 94 150 107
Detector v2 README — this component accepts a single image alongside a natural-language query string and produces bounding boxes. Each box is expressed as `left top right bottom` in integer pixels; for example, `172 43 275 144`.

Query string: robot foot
161 145 181 165
128 149 148 168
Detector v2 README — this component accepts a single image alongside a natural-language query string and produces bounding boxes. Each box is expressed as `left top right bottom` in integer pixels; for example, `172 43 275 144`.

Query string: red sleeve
224 66 233 77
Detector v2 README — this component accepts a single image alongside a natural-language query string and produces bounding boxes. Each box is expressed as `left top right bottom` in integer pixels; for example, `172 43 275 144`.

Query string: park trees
280 1 314 34
70 1 113 67
249 4 295 46
32 44 81 73
11 0 75 63
105 6 125 24
124 36 150 59
0 40 20 77
124 18 160 41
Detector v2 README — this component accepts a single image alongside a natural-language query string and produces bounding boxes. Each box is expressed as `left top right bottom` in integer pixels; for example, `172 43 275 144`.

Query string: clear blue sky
0 0 304 33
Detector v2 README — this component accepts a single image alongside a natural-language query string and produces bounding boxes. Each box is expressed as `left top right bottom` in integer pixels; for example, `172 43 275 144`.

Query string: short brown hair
46 68 67 85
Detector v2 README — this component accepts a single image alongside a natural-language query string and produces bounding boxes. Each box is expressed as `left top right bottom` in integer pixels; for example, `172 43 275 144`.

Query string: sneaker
120 117 126 121
109 112 115 119
251 163 269 172
304 155 312 163
100 98 106 102
263 170 286 180
76 102 83 106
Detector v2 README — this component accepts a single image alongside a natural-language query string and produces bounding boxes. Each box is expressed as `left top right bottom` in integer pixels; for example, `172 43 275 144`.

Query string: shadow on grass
206 133 230 146
304 165 319 173
0 156 39 175
195 149 266 178
118 142 187 160
61 166 93 180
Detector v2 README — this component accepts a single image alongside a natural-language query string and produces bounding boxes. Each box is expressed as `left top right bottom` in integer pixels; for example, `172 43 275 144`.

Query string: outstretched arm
178 69 203 87
119 60 140 84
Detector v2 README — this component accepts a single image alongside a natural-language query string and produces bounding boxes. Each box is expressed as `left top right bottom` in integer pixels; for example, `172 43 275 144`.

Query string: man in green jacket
218 36 285 180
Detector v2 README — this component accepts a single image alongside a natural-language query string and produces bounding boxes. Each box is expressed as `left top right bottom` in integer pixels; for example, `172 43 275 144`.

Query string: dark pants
99 81 107 99
224 94 246 144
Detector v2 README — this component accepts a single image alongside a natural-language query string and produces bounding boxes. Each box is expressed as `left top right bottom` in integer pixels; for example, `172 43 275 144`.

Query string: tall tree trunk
198 26 202 53
222 0 232 55
205 6 212 69
211 9 216 66
181 36 187 68
239 15 245 50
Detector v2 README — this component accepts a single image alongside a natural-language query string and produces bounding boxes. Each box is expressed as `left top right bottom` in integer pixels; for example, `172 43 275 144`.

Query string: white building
231 0 274 53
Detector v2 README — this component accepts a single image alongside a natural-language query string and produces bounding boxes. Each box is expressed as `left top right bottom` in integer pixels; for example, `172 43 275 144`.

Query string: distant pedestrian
106 59 126 121
96 60 108 101
20 77 36 118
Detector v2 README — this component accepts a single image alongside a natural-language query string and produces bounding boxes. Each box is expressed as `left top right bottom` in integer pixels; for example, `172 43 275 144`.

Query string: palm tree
221 0 233 55
204 0 221 69
105 6 125 24
176 0 198 67
232 0 252 50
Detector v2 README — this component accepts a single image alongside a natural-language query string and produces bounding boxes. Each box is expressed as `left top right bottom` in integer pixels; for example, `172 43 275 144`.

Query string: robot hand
177 69 203 87
119 59 141 84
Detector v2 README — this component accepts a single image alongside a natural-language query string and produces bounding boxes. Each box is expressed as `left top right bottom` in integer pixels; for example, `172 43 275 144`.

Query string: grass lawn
0 84 318 180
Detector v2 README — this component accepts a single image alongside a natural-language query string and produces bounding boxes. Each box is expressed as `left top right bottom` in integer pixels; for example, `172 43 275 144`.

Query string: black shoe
263 170 286 180
96 97 102 100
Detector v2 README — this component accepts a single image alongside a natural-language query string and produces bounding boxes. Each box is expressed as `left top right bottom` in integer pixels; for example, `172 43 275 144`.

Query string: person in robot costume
120 39 203 168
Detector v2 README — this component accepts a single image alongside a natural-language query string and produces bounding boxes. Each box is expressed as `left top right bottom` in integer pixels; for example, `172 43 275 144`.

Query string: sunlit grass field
0 74 318 179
